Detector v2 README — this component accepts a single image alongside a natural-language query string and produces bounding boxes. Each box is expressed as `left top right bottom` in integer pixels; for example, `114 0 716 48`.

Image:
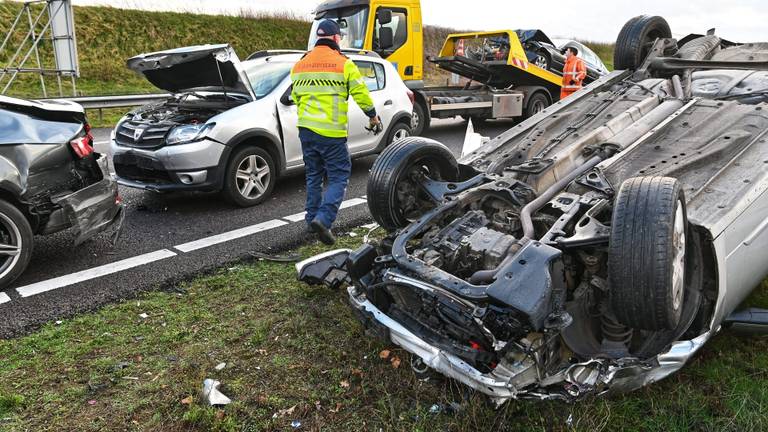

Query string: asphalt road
0 118 514 337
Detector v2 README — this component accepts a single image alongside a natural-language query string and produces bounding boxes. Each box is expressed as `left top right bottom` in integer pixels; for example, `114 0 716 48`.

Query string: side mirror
376 9 392 25
379 27 394 50
280 86 294 106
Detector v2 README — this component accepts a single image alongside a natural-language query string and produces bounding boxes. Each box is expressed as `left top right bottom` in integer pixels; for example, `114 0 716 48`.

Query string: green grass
0 1 310 99
1 229 768 431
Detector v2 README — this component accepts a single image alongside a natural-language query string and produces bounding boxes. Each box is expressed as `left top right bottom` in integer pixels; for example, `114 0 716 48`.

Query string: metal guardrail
39 93 170 109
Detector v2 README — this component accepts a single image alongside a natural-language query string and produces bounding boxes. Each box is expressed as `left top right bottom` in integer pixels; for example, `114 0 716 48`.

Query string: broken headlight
166 122 216 145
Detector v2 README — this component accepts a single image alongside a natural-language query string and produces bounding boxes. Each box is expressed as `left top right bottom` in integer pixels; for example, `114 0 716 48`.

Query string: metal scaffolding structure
0 0 79 97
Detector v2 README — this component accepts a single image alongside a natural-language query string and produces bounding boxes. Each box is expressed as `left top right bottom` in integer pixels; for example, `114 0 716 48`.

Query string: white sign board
48 0 79 77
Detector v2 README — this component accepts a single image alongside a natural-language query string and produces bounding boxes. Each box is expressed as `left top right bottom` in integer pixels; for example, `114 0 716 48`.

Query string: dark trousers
299 127 351 228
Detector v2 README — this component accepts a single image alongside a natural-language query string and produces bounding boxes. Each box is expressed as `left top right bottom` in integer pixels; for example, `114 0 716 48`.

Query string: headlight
166 123 216 145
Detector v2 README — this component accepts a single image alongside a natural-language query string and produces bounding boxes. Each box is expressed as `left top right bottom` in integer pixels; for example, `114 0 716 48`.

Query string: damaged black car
298 15 768 404
0 96 123 288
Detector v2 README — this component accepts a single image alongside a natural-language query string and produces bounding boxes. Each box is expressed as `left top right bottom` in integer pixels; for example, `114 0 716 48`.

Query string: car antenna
213 53 230 105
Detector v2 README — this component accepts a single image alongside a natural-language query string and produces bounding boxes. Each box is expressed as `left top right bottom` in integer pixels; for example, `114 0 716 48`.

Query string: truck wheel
222 146 276 207
608 176 687 331
411 101 430 136
523 92 549 119
614 15 671 70
367 137 458 231
0 199 33 289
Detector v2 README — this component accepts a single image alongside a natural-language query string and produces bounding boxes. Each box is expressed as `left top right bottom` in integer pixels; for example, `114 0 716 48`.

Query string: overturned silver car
298 16 768 404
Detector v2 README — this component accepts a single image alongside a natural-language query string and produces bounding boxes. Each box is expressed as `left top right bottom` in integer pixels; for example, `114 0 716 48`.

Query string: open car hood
126 44 255 99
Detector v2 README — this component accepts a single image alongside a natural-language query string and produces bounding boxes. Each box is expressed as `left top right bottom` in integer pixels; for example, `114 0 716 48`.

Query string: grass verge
2 229 768 431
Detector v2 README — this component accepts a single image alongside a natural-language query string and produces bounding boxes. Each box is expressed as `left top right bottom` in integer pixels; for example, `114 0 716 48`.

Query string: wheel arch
225 128 285 176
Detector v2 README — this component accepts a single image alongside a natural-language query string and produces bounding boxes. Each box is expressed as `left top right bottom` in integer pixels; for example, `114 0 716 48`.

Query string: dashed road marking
8 196 369 301
174 219 288 253
16 249 178 298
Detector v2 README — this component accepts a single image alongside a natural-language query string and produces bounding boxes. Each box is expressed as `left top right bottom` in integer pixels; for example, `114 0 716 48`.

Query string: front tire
0 199 33 289
523 92 550 119
608 176 687 331
222 146 276 207
367 137 458 231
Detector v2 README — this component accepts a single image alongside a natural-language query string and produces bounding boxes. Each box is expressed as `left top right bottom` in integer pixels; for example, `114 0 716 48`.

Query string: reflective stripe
563 85 582 89
298 118 348 131
294 85 347 93
563 71 580 75
292 71 345 81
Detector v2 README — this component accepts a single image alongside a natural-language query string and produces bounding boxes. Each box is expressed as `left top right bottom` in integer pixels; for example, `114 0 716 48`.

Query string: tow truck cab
309 0 424 85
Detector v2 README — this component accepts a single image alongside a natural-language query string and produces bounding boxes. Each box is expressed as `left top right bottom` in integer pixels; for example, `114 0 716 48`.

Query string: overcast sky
69 0 767 42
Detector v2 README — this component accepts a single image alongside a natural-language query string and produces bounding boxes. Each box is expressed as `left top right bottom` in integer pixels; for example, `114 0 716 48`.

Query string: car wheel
387 121 411 146
0 199 33 289
523 92 550 119
614 15 671 70
411 101 430 136
367 137 459 231
533 51 550 70
222 146 276 207
608 176 686 331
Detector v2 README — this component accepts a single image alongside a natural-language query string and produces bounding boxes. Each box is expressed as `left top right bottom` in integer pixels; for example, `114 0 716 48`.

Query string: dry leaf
379 349 391 360
340 380 350 388
180 396 194 405
257 395 268 404
351 368 363 377
215 410 225 420
315 400 322 411
391 356 402 369
330 402 342 413
273 405 297 419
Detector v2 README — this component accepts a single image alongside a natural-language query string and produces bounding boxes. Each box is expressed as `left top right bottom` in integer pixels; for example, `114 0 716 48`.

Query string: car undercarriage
298 16 768 404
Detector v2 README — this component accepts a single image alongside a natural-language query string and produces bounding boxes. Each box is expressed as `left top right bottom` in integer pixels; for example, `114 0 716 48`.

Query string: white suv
111 44 413 206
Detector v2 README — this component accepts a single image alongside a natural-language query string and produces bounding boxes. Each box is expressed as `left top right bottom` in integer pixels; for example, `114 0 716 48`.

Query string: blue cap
316 19 341 37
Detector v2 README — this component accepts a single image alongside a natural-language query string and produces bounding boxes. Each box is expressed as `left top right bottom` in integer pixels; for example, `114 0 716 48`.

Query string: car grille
114 121 172 149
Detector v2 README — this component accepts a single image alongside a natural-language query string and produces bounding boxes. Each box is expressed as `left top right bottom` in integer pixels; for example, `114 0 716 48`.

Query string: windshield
242 60 293 100
309 6 369 50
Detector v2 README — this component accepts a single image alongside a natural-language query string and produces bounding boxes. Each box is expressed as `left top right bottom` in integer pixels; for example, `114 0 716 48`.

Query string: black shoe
304 224 316 235
310 219 336 245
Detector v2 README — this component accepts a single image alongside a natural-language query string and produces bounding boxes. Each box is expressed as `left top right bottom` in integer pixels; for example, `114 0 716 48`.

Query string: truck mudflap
52 155 124 245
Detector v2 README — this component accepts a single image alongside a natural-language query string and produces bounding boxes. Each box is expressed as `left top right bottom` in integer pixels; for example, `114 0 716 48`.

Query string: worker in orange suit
560 46 587 99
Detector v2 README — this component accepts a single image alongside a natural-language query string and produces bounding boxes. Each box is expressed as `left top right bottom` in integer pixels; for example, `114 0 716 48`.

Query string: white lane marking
174 219 288 253
282 197 366 223
283 212 306 223
0 292 10 305
16 249 178 298
339 198 367 209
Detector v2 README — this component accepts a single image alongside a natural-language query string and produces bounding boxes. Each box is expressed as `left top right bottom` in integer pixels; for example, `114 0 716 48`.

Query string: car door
347 60 389 154
275 80 304 169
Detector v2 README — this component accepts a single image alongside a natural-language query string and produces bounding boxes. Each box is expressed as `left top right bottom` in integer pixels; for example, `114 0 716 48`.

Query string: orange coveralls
560 56 587 99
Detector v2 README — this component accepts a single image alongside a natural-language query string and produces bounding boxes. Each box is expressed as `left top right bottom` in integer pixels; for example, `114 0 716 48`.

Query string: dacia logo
134 127 145 141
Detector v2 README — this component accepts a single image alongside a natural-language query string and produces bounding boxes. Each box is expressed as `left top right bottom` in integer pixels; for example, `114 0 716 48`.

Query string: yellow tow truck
309 0 590 134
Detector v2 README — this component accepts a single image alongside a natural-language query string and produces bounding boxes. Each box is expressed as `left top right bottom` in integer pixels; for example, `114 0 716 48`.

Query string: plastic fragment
202 379 232 406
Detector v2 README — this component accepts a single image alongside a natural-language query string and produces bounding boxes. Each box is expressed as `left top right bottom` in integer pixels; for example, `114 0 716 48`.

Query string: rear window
0 109 81 145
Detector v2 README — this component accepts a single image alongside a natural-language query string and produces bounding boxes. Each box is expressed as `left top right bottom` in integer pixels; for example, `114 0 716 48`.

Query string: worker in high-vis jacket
560 46 587 99
291 19 381 245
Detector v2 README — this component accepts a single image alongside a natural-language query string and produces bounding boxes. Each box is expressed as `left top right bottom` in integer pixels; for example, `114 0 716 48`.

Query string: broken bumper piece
50 155 124 245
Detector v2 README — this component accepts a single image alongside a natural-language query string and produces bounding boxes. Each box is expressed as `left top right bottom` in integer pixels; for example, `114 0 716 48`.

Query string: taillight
70 123 94 158
406 89 415 105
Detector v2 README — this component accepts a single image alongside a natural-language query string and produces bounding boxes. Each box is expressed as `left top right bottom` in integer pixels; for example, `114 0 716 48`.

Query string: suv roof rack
246 50 306 61
340 49 382 58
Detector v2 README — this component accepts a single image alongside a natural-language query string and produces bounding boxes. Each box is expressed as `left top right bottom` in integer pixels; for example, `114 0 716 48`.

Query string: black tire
367 137 459 231
523 92 550 119
0 199 33 289
677 35 721 61
411 101 430 136
608 176 687 331
386 121 411 147
614 15 672 70
222 146 276 207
